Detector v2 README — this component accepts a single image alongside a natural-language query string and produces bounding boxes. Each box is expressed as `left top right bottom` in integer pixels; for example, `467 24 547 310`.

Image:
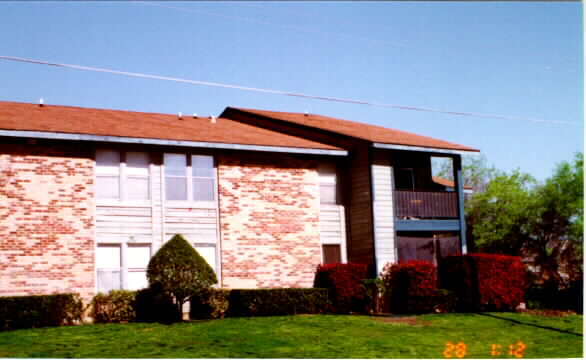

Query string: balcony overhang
372 142 479 156
395 219 461 232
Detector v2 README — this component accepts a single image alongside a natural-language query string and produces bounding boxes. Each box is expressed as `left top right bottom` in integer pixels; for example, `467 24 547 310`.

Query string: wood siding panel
346 145 374 266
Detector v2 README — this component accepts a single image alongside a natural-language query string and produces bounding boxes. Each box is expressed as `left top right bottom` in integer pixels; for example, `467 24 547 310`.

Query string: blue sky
0 1 582 181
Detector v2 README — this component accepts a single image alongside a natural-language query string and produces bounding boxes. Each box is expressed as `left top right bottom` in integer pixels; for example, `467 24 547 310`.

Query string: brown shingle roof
228 107 479 152
432 176 473 190
0 101 342 151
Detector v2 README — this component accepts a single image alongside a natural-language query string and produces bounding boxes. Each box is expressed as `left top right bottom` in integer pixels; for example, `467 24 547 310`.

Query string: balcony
394 190 458 219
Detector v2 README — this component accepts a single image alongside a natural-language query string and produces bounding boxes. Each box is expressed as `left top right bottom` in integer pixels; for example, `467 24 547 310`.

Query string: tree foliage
433 154 497 193
146 234 217 318
466 153 583 288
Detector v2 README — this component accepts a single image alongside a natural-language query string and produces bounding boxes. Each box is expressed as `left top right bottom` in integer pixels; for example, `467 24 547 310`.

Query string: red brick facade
217 153 322 288
0 143 95 299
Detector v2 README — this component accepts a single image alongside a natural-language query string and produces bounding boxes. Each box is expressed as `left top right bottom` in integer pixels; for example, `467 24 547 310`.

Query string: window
164 153 215 201
164 154 187 200
96 244 121 293
319 164 337 204
396 232 461 264
96 150 150 201
193 244 217 274
96 243 151 292
126 245 151 290
96 150 120 199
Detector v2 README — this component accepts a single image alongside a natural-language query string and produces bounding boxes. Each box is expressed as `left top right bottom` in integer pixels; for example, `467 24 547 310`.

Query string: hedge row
0 293 83 331
92 285 178 324
91 287 329 323
192 288 329 319
440 253 527 311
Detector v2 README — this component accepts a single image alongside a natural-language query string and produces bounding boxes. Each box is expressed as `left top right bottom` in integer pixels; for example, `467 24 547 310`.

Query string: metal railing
394 190 458 218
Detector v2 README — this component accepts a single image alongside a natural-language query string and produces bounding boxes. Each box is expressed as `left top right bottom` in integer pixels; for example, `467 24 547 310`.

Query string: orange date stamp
443 341 526 358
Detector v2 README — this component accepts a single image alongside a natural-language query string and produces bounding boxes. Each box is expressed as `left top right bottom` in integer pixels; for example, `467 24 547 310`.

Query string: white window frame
96 150 151 203
163 153 216 202
96 242 152 293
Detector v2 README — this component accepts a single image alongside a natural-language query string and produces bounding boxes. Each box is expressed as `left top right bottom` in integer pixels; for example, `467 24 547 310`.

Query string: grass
0 313 582 358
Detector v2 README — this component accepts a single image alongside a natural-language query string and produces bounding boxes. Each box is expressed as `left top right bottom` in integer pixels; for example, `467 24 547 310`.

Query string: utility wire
134 1 408 49
0 55 578 126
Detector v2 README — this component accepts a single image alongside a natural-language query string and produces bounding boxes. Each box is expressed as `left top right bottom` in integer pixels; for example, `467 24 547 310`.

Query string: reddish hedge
381 261 441 313
313 263 369 313
440 253 527 311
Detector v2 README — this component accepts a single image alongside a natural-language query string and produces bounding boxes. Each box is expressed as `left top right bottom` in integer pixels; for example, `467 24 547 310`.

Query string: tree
433 154 497 193
147 234 217 319
525 153 583 287
466 170 537 255
465 153 584 289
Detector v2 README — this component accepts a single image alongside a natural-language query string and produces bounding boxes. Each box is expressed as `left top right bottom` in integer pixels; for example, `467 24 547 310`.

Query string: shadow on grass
475 312 583 337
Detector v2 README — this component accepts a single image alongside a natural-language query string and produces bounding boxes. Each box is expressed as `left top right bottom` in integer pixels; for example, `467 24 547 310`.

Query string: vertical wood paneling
346 144 374 265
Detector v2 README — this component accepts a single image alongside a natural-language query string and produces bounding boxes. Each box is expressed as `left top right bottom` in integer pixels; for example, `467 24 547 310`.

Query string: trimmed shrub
381 261 440 313
0 293 83 331
190 289 231 320
313 263 369 313
226 288 329 317
135 284 179 323
147 234 217 320
440 253 527 311
91 290 136 323
191 288 329 319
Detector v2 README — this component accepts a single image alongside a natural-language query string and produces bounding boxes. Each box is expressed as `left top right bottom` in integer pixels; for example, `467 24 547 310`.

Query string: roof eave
0 129 348 156
372 142 479 156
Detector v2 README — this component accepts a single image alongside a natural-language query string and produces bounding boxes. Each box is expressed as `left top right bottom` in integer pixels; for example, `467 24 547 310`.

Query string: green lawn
0 313 582 358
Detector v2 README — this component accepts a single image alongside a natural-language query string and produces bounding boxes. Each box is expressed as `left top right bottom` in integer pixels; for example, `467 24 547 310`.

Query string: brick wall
218 153 322 288
0 143 95 299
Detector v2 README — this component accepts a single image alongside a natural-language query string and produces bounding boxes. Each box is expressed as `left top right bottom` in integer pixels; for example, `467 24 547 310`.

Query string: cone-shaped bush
147 234 217 318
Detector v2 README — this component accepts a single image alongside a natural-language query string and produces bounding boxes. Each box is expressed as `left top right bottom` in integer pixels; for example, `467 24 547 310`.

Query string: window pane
126 152 149 176
96 150 120 175
320 184 336 204
97 269 121 293
127 245 151 269
97 245 121 269
192 155 214 177
193 178 215 201
164 154 186 176
194 246 216 273
96 176 120 199
166 177 187 200
127 271 148 290
127 177 149 200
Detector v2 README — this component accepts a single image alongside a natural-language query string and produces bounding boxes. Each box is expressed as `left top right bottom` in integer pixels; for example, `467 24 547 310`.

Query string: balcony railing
394 190 458 218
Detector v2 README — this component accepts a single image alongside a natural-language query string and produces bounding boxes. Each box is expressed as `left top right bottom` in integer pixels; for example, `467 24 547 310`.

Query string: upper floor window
319 164 337 204
164 153 215 201
96 150 150 201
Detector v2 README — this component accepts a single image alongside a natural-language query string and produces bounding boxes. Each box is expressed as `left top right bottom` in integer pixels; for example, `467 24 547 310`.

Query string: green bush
147 234 218 320
225 288 329 317
91 290 137 323
190 289 231 319
135 284 179 323
0 293 83 331
191 288 329 318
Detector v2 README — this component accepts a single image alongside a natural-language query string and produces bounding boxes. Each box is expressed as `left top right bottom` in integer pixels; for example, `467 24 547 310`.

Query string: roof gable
226 107 479 152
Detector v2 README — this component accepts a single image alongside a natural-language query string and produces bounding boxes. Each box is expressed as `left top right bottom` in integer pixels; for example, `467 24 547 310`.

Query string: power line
134 1 408 49
0 55 578 126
